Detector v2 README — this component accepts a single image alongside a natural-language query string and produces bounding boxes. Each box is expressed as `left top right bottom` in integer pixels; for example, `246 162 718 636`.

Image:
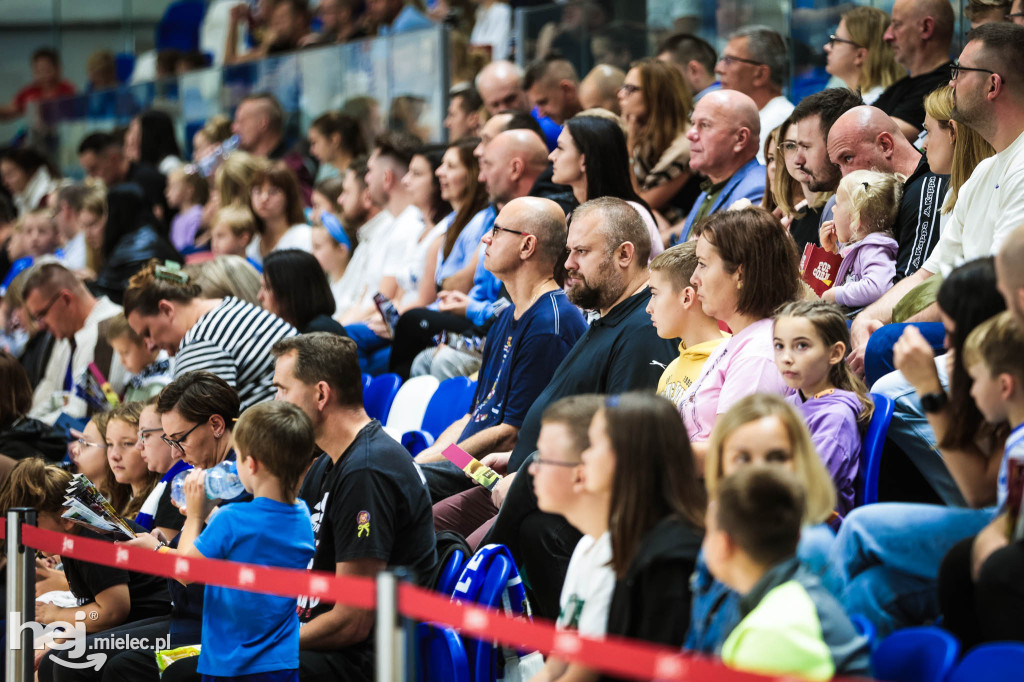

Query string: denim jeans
871 357 961 506
824 502 994 638
346 323 391 375
864 322 945 388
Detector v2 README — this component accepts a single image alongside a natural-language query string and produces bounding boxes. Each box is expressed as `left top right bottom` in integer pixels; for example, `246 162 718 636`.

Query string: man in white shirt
715 26 794 163
849 22 1024 373
22 263 126 423
336 132 424 324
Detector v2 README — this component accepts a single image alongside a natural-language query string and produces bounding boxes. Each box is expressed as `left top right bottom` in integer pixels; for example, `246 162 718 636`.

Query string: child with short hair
773 300 873 515
105 312 171 402
20 209 63 259
818 169 901 310
127 400 316 682
647 241 729 408
210 204 258 260
166 167 211 252
705 466 869 681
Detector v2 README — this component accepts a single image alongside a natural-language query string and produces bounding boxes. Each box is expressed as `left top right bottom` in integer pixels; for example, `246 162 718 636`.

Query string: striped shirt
173 297 297 409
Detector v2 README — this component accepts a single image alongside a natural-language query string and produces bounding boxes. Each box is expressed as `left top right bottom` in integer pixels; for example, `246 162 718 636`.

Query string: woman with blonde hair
184 254 262 305
825 6 904 105
617 58 698 223
687 393 838 654
922 86 995 216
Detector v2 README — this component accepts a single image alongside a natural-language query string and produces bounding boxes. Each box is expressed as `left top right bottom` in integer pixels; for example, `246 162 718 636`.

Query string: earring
737 281 743 290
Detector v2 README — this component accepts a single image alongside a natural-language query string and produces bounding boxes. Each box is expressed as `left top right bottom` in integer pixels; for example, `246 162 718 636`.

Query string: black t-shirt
789 205 823 253
151 481 186 533
297 420 437 624
873 61 954 135
893 157 948 281
63 525 171 623
507 288 678 472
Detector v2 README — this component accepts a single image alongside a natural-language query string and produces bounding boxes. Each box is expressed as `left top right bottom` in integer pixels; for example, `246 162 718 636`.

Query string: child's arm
35 584 130 633
830 249 897 309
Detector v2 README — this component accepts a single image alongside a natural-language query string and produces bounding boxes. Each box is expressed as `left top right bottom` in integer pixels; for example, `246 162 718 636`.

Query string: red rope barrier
11 523 866 682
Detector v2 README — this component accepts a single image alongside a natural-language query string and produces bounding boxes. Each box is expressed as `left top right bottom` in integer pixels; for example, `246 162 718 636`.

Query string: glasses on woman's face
827 34 861 48
161 421 204 454
138 427 163 444
779 141 800 157
618 83 642 96
75 438 106 450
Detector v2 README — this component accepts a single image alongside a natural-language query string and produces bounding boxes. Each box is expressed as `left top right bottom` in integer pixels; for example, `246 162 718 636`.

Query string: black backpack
426 529 472 594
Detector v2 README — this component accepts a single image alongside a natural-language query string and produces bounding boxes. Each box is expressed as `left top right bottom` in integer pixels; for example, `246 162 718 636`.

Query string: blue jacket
678 157 766 243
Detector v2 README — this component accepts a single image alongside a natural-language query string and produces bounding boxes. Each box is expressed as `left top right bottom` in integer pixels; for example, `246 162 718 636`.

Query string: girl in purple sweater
819 170 901 312
773 300 874 516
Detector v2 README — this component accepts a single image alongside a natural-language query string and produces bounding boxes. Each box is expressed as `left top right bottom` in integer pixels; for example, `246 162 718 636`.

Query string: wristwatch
920 391 948 413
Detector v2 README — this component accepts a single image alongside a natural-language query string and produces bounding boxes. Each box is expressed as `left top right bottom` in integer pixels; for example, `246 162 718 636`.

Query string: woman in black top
0 350 66 471
258 248 349 336
580 391 705 667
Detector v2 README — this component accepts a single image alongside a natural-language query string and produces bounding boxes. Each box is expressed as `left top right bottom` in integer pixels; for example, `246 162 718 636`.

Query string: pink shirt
679 317 791 442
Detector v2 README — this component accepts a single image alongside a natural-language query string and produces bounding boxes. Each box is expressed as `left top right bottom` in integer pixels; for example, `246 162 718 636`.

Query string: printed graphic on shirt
559 594 585 631
357 510 371 538
659 376 693 407
471 334 513 424
296 491 328 619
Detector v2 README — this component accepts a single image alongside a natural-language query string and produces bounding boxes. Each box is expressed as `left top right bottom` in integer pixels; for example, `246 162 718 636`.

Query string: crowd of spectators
3 1 1024 681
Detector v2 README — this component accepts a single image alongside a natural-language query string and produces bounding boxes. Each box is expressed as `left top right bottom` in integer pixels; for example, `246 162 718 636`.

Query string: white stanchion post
6 508 37 682
375 570 404 682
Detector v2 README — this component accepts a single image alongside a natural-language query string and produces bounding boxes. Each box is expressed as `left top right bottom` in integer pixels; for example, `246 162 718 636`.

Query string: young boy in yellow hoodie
646 241 729 408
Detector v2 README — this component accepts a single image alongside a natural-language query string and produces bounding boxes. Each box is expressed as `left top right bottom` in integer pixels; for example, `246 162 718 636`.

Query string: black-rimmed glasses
1005 11 1024 20
950 62 997 80
828 34 862 48
531 457 580 468
719 55 765 67
29 292 63 323
138 427 163 443
491 224 529 238
618 83 641 96
161 421 204 453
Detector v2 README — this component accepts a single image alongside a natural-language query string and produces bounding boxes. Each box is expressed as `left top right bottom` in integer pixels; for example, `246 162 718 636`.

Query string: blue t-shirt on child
193 497 315 677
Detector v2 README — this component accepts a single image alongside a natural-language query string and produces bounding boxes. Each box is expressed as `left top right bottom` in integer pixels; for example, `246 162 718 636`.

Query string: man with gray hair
874 0 955 140
715 25 793 161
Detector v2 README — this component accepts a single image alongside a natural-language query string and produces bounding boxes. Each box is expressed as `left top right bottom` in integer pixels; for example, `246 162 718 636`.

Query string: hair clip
605 395 620 408
862 182 869 191
155 261 189 285
182 164 201 177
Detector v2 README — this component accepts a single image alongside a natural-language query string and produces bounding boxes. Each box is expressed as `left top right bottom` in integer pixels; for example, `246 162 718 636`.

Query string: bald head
827 105 920 177
686 89 760 183
496 196 568 267
578 64 625 113
997 222 1024 325
476 61 530 114
481 130 550 205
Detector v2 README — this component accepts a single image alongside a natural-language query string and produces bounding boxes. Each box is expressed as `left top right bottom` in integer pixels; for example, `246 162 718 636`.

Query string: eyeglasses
1005 11 1024 20
827 34 862 48
161 421 205 454
618 83 641 95
29 292 63 323
719 55 765 67
531 457 580 468
75 438 106 450
491 224 529 238
950 62 997 81
138 427 163 442
779 141 800 156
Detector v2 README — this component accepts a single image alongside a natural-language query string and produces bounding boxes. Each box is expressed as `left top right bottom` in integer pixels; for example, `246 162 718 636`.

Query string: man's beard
806 162 842 193
566 268 618 311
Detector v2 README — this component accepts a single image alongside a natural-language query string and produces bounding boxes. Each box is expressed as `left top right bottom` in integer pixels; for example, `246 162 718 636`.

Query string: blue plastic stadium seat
155 0 207 52
402 377 476 455
855 393 895 507
364 373 401 422
948 642 1024 682
416 623 470 682
436 549 468 597
871 626 960 682
114 53 136 84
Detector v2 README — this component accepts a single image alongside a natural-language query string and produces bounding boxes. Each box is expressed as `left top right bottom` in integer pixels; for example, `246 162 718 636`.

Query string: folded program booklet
442 444 503 491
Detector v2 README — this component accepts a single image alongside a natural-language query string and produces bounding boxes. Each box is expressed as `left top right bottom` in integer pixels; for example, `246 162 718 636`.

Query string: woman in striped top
123 261 297 410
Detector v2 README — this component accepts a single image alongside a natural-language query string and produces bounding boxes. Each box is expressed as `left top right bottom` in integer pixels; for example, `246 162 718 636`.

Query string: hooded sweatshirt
787 389 864 516
832 232 899 309
602 515 703 677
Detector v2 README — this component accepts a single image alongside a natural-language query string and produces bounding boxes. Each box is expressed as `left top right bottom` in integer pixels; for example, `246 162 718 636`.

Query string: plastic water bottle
170 460 245 507
193 134 240 178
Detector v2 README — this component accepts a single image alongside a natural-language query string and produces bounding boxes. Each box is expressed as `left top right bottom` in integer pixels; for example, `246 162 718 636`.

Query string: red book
800 243 844 297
